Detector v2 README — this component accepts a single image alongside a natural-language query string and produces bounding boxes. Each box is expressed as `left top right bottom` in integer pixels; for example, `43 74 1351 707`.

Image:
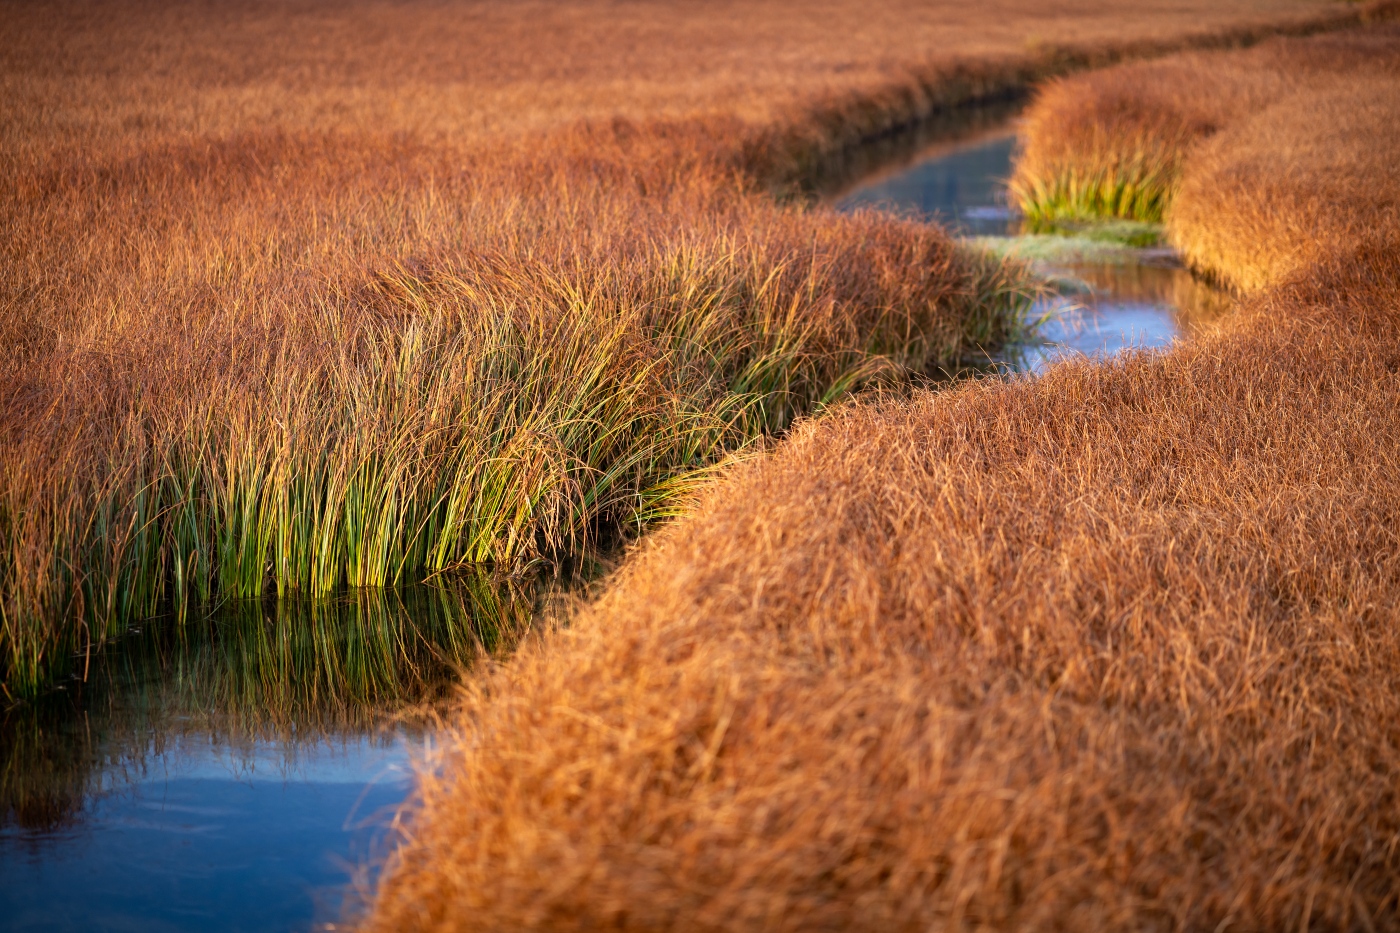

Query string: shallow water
1022 261 1228 371
835 132 1021 236
2 735 412 933
834 128 1227 369
0 578 542 932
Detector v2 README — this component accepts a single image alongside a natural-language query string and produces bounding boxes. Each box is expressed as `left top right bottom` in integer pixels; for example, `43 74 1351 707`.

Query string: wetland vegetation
363 21 1400 933
4 1 1400 931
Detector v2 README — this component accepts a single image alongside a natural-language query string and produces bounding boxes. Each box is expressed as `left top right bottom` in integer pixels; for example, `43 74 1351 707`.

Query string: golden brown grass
1171 78 1400 292
2 150 1034 694
1 0 1372 164
363 27 1400 932
1008 21 1400 290
1009 20 1400 229
8 0 1376 695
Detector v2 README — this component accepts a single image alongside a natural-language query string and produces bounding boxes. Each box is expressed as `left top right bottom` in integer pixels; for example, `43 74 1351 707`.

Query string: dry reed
363 26 1400 932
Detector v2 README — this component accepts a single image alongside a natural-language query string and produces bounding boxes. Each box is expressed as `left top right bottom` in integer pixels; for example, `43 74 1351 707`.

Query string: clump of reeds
0 144 1035 695
1008 83 1209 227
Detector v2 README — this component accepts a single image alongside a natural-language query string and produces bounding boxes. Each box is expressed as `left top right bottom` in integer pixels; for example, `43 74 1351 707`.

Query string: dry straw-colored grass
363 26 1400 933
6 0 1372 695
1170 76 1400 293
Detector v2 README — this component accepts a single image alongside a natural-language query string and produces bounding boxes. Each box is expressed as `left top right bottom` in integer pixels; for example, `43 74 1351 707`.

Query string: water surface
834 127 1229 369
1 578 544 932
836 132 1020 236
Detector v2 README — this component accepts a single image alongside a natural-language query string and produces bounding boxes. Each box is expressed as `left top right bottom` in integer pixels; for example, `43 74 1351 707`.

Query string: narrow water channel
833 129 1228 370
2 113 1230 933
1 577 550 932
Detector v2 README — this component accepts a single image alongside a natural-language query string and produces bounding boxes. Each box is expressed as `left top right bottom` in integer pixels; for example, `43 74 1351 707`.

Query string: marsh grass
1010 134 1186 227
1008 23 1400 237
0 187 1036 696
7 1 1396 697
363 24 1400 932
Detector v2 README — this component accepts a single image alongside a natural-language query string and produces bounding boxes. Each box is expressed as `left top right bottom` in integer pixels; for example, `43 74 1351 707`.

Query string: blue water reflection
836 134 1020 236
1 579 538 932
834 129 1229 368
2 735 412 933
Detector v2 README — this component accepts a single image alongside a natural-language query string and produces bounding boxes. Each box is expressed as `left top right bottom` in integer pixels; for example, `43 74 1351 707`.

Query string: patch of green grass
1025 218 1164 248
1009 154 1178 231
968 227 1164 267
2 232 1038 698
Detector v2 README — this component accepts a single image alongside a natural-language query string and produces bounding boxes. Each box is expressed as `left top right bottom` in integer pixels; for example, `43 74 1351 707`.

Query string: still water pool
1 579 541 932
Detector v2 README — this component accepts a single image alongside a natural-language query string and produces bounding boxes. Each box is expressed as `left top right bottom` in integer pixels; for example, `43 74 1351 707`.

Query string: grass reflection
1 570 549 833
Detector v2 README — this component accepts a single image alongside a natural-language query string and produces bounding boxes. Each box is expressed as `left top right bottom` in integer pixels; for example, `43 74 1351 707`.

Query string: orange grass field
5 0 1385 693
361 23 1400 933
5 0 1400 925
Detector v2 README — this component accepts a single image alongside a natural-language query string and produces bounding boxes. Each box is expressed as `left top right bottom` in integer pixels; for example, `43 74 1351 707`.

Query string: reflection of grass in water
969 229 1164 267
1 570 545 833
970 234 1234 331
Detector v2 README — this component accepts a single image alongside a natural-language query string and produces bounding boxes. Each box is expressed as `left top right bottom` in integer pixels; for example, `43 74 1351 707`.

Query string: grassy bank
1009 23 1400 232
5 1 1367 696
0 102 1037 700
1006 21 1400 290
1 165 1029 695
362 25 1400 932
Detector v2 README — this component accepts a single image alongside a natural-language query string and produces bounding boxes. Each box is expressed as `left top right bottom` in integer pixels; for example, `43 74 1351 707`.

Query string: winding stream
1 112 1230 933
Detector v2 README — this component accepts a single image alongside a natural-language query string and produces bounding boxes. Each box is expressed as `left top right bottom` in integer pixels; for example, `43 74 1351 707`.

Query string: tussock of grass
363 26 1400 931
1009 22 1400 229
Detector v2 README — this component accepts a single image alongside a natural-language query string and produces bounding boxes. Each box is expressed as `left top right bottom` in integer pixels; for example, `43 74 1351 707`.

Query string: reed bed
10 0 1364 696
363 27 1400 932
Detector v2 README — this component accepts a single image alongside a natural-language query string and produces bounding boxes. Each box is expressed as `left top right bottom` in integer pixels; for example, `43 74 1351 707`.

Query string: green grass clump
1024 219 1164 248
1009 161 1178 229
1 218 1035 697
